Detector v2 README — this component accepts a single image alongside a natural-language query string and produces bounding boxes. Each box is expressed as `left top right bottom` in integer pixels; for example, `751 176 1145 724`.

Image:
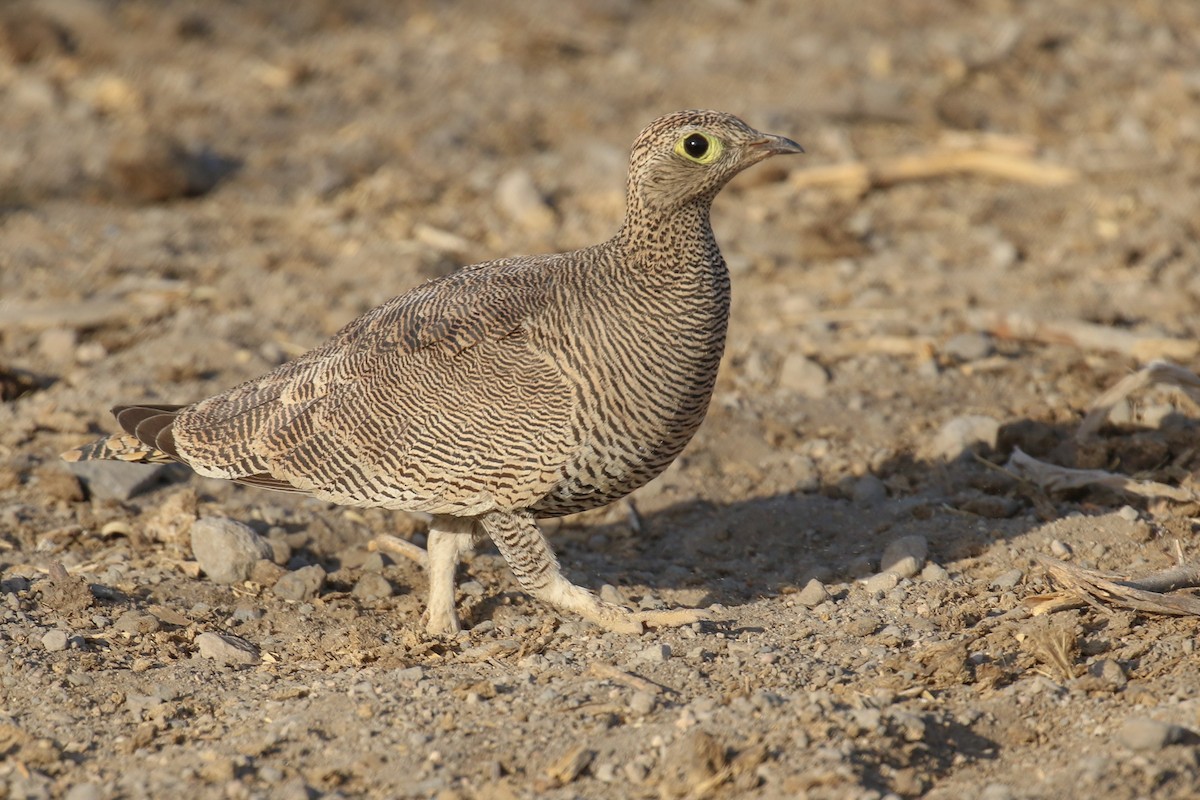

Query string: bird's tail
61 404 186 464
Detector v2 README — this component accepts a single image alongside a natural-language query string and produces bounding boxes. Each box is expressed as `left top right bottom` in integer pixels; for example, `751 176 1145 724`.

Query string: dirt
3 1 1200 798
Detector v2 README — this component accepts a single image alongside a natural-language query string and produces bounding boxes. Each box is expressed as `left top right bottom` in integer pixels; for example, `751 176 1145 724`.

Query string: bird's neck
615 199 719 268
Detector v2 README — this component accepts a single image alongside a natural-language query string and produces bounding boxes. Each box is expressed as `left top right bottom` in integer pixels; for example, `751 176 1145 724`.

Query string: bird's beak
748 133 805 156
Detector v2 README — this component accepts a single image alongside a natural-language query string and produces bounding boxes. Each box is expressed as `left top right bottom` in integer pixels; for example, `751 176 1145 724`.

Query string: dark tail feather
61 404 186 464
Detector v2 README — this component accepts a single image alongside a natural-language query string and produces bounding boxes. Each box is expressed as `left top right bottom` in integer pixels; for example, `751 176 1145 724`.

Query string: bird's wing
173 258 578 513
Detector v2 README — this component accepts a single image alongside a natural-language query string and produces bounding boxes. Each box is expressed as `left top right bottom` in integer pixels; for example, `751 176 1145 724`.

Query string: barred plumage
64 110 803 634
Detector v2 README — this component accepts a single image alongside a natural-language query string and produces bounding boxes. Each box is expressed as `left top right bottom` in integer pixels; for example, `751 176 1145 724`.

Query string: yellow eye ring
674 132 723 164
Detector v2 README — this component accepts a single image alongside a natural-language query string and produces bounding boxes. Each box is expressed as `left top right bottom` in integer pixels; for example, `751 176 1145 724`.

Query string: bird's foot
370 534 429 568
572 598 714 634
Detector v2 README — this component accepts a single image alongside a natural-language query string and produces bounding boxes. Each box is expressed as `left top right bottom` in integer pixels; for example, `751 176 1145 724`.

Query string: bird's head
626 110 803 214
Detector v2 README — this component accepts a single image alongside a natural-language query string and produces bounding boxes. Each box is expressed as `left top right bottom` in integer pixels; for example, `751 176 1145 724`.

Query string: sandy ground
3 1 1200 798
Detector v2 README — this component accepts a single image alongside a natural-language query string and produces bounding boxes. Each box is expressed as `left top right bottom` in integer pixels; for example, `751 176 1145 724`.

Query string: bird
63 110 804 635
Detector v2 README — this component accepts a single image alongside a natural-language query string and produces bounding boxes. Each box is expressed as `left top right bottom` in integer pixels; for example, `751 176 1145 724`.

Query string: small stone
195 631 261 665
635 644 671 663
273 564 325 601
881 535 927 578
67 459 170 501
495 169 555 233
629 691 656 715
776 353 829 398
64 783 102 800
352 572 393 601
943 332 994 363
191 517 272 584
1088 659 1127 690
113 610 161 635
1050 539 1072 559
851 474 888 506
38 328 77 363
361 551 387 572
862 571 899 595
1116 505 1139 522
249 559 286 586
41 629 68 652
795 578 830 608
1118 718 1181 751
991 569 1023 590
394 666 424 683
920 562 950 581
929 415 1000 461
979 784 1015 800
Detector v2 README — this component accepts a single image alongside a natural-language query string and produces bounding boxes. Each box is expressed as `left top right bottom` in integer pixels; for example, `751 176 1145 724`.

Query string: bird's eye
675 132 722 164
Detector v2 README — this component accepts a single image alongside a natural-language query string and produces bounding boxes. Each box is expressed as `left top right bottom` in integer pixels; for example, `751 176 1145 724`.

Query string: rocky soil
2 1 1200 798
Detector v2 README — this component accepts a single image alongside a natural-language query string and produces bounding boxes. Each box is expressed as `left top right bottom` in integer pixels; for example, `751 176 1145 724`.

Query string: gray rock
195 631 261 665
920 562 950 581
64 783 101 800
351 572 393 601
852 474 888 506
66 460 170 501
113 610 161 635
635 644 671 663
1118 718 1182 751
991 569 1023 590
1050 539 1072 559
495 169 555 233
777 353 830 398
862 571 899 595
795 578 830 607
943 332 995 362
881 535 927 578
629 690 656 715
273 564 326 601
191 517 272 584
929 415 1000 460
42 629 68 652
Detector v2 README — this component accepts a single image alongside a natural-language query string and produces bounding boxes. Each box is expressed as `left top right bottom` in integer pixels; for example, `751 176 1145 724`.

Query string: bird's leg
478 510 710 634
424 516 480 635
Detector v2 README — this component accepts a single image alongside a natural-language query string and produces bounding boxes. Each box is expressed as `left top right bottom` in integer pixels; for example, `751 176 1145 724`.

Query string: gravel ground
3 1 1200 798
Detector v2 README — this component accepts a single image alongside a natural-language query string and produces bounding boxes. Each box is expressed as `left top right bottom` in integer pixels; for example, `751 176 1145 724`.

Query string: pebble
1116 505 1139 522
393 666 425 683
191 517 272 584
880 535 927 578
113 610 161 635
1050 539 1072 559
273 564 326 601
495 169 555 233
979 784 1015 800
920 562 950 582
351 572 393 601
1118 718 1181 751
635 644 671 663
795 578 830 607
943 332 994 363
195 631 261 666
38 327 77 363
629 690 656 715
776 353 830 398
42 629 68 652
66 459 169 501
929 415 1000 461
64 784 101 800
851 474 888 506
861 571 899 595
991 569 1023 590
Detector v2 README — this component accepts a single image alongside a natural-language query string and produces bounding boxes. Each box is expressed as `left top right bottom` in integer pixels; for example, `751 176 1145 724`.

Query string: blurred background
2 2 1200 797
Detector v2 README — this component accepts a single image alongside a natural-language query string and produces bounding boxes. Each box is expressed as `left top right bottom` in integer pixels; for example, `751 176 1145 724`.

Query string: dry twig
789 148 1078 193
1077 360 1200 440
968 310 1199 362
1004 447 1197 502
1027 555 1200 617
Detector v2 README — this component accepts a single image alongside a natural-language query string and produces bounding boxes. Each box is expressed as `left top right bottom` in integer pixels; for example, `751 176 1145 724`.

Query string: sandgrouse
64 110 803 634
